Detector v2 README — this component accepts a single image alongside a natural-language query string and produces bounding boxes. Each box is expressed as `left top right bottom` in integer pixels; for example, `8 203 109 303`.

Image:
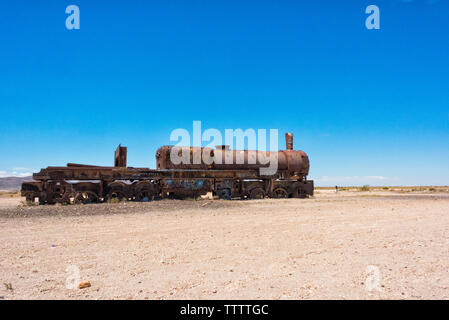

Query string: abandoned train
21 133 314 204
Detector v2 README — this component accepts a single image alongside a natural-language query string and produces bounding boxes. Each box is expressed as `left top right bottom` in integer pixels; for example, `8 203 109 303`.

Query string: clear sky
0 0 448 186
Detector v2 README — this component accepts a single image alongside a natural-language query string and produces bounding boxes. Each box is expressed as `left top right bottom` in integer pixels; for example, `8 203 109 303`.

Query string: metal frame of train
21 133 314 204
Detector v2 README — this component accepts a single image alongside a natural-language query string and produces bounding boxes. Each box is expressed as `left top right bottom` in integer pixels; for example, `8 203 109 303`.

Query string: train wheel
217 188 231 200
53 191 71 205
46 193 59 205
272 187 288 199
249 188 265 199
74 191 99 204
135 189 154 202
292 188 306 198
133 181 155 202
48 183 72 205
106 190 127 202
55 196 70 205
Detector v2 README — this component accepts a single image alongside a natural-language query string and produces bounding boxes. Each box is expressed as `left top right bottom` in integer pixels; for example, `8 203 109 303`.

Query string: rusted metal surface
114 145 127 167
285 133 293 151
155 147 309 175
21 133 314 204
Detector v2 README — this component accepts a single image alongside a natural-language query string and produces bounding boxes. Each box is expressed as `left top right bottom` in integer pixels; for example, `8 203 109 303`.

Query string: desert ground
1 187 449 300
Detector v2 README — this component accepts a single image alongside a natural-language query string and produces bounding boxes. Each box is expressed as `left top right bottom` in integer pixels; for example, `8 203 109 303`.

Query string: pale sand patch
0 192 448 299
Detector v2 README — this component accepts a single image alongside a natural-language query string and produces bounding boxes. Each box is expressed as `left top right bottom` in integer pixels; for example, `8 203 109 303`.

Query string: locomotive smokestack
285 133 293 150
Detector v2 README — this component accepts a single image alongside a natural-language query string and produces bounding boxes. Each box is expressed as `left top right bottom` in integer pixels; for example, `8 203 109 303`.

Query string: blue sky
0 0 448 186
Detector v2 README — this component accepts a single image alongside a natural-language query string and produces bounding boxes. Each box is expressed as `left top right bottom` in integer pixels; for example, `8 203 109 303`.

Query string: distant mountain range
0 176 31 190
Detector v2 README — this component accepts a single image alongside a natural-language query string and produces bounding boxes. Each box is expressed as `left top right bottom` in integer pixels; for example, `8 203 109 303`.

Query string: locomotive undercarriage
22 172 313 205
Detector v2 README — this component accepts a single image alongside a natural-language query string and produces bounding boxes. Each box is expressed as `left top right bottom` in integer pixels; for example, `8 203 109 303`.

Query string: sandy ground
1 191 449 300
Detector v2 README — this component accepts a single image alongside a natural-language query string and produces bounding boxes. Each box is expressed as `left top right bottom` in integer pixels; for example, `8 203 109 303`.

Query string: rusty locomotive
21 133 313 204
